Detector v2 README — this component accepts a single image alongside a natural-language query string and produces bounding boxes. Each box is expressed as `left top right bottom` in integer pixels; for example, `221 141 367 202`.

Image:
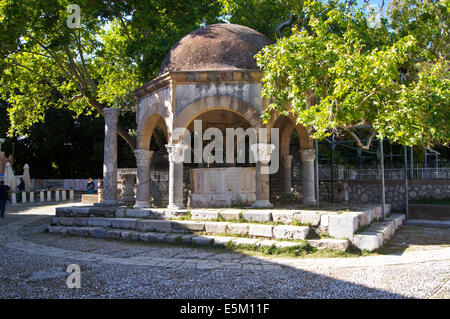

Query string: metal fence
318 162 450 181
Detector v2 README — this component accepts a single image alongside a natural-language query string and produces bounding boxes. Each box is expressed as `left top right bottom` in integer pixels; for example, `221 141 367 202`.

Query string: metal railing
318 162 450 181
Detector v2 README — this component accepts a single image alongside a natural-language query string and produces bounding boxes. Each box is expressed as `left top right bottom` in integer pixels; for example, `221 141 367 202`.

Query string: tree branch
276 15 297 38
347 128 376 150
89 99 136 151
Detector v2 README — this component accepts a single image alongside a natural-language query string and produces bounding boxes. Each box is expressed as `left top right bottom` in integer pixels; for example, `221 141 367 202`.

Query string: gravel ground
0 202 449 299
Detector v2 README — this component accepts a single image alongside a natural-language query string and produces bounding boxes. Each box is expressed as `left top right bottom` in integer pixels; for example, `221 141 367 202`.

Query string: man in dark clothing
0 180 10 218
17 178 25 192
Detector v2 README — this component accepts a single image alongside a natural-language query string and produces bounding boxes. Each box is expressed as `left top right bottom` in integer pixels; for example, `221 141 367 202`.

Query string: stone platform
51 203 404 252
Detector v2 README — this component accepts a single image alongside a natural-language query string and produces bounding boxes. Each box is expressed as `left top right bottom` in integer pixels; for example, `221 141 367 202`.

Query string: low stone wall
318 179 449 210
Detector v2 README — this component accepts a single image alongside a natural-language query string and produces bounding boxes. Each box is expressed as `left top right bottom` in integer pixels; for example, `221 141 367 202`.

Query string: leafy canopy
255 0 449 146
0 0 221 149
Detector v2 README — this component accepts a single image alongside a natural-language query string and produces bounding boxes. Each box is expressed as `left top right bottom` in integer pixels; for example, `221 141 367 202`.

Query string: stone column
301 149 316 205
30 191 34 203
102 108 120 205
250 143 275 208
69 189 74 201
55 189 60 201
40 191 44 202
134 150 153 208
280 155 293 194
11 192 16 205
22 191 26 203
61 189 66 201
166 144 188 210
47 190 51 201
121 174 137 203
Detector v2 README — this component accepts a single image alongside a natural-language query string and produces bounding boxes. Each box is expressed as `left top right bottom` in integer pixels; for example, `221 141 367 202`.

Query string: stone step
56 204 391 241
48 226 349 251
351 213 405 251
50 216 311 240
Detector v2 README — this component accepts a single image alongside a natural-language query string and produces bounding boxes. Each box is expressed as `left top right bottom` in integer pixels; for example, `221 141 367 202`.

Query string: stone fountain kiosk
101 23 318 209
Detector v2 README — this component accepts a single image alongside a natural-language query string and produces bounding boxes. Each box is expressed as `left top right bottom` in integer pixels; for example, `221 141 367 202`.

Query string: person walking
0 180 10 218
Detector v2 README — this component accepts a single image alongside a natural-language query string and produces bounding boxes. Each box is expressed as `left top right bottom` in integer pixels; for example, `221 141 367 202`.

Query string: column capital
134 149 154 166
103 107 120 115
166 144 188 163
250 143 275 164
103 108 120 121
300 148 315 162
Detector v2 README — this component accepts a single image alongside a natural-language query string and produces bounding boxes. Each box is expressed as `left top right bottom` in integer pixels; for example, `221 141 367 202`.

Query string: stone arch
137 103 171 150
173 95 263 134
269 113 313 151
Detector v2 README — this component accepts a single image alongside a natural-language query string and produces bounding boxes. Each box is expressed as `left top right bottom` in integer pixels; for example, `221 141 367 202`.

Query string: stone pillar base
251 200 273 208
167 203 185 210
134 200 152 208
302 198 316 206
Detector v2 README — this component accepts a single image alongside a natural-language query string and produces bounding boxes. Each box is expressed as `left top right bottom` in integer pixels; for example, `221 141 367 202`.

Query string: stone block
211 236 235 246
115 208 126 218
136 220 172 233
218 210 240 221
232 238 261 246
72 218 89 227
171 220 205 232
180 234 195 243
204 222 229 234
306 239 349 251
328 214 358 240
370 221 395 241
271 211 295 224
320 214 330 227
352 232 383 251
121 231 140 241
105 229 122 240
388 213 405 229
273 225 309 240
192 236 213 246
48 226 63 234
70 207 91 217
164 209 189 219
165 234 181 243
293 211 321 226
126 209 151 219
191 210 219 220
111 218 138 230
139 232 166 243
87 218 114 228
51 217 75 226
81 194 98 204
241 211 272 222
274 241 301 249
77 227 94 237
226 223 249 235
89 207 116 217
248 224 273 238
256 240 277 247
92 228 107 239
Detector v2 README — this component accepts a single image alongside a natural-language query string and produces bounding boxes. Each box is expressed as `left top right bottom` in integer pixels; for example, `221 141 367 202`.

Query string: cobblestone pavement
0 202 449 298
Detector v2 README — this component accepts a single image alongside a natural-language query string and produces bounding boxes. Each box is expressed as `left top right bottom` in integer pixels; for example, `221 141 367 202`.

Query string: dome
158 23 272 75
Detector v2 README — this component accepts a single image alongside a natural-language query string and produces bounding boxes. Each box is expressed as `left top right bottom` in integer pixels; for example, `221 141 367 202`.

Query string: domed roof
158 23 272 75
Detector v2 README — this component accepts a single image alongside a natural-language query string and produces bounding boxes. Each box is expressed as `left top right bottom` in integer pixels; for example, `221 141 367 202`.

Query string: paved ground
0 202 449 299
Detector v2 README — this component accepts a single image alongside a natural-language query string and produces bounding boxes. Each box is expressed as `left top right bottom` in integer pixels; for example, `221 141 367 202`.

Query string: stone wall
318 179 449 210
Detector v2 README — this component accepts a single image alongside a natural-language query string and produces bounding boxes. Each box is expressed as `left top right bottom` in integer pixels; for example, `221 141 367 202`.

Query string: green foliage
256 0 449 147
219 0 294 40
0 0 222 148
